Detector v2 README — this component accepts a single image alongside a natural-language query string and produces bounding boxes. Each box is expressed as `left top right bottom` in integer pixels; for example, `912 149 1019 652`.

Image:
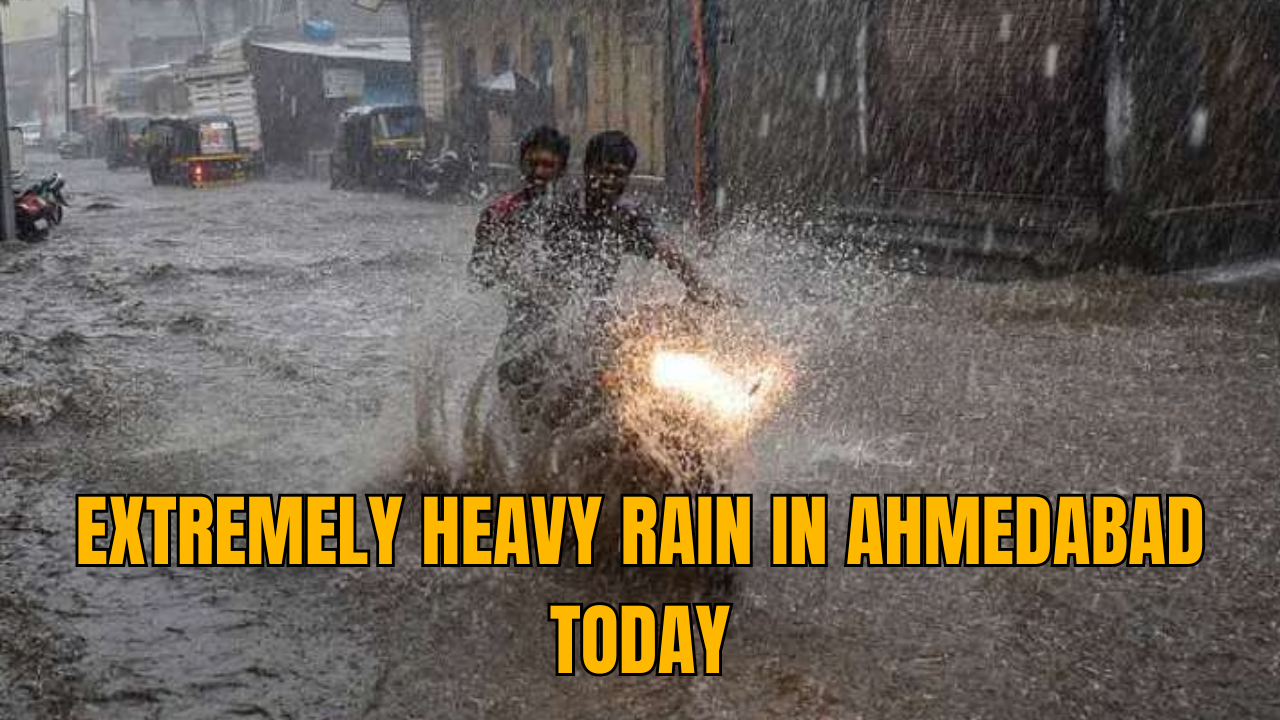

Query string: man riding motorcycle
471 130 732 433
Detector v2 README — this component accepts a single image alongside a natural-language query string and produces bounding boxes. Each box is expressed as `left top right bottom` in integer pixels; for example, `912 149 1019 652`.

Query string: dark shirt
470 186 545 290
475 188 663 345
492 193 663 407
537 193 660 305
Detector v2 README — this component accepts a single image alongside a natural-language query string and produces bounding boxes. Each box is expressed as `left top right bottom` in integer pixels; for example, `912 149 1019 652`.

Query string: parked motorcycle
13 173 70 241
400 145 491 203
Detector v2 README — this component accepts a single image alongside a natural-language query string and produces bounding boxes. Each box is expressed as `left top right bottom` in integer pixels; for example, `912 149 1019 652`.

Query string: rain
1 1 1279 719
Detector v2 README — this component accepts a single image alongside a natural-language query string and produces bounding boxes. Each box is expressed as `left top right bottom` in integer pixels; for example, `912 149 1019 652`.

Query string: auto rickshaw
329 104 428 190
103 114 152 169
144 115 248 188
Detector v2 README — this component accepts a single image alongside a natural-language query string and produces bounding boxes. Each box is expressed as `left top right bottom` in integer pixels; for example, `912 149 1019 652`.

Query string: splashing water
404 209 905 506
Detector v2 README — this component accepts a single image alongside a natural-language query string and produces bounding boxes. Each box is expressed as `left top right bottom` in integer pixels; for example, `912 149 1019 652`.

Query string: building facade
409 0 672 178
409 0 1280 270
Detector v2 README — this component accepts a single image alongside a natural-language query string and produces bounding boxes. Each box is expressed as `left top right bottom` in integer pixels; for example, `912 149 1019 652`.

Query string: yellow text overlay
549 604 733 675
77 495 404 567
422 495 751 567
842 494 1204 566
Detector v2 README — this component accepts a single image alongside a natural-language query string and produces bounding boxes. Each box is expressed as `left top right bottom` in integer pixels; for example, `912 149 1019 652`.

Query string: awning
249 37 411 64
478 70 539 94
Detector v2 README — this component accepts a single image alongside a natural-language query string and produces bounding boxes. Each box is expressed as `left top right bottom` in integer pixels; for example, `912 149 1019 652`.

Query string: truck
182 60 265 175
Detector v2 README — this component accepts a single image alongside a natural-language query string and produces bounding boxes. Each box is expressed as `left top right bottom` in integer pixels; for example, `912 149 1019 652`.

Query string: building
407 1 672 179
1 0 89 135
245 37 419 165
91 0 409 69
0 0 78 42
408 0 1280 270
3 36 62 129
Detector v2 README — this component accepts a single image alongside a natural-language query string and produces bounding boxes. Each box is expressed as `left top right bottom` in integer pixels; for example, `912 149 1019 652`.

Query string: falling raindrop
758 111 772 139
816 69 829 100
1189 106 1210 149
1043 44 1060 79
999 13 1013 42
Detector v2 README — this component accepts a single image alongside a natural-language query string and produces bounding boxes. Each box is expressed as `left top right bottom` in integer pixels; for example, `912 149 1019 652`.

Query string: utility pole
63 7 72 133
83 0 94 107
0 8 18 241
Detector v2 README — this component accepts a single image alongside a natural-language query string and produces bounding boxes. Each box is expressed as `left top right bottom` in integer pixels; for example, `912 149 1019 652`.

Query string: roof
109 63 183 78
341 104 423 118
248 37 411 64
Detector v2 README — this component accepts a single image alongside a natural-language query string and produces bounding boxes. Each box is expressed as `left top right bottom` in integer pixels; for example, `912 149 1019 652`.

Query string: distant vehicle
57 132 91 159
184 61 265 175
143 115 248 188
103 114 152 169
401 144 490 203
330 104 428 191
16 122 42 148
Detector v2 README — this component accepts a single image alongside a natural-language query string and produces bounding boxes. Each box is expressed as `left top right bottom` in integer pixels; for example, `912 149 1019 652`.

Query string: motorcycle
470 293 788 594
13 173 69 241
400 144 491 203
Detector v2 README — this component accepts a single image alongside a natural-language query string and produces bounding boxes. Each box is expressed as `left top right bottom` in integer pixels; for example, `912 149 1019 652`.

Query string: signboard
199 121 235 154
324 68 366 99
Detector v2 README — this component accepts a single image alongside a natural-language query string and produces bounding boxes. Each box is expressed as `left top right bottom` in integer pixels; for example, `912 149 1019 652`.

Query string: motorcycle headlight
649 350 778 423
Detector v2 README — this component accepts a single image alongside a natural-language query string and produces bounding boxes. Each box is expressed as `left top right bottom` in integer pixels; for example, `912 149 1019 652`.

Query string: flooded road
2 154 1278 719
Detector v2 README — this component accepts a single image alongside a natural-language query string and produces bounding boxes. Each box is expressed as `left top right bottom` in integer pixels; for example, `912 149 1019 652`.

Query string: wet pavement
2 153 1278 719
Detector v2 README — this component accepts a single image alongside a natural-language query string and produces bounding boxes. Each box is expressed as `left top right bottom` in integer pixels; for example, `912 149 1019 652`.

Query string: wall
419 0 669 177
1120 0 1280 266
715 0 866 208
1 0 77 42
869 0 1103 200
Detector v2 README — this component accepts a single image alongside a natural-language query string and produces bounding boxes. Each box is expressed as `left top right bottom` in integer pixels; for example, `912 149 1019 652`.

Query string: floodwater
2 154 1278 719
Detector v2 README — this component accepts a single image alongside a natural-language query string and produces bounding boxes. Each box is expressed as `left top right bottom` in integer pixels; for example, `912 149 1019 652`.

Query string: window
375 110 424 141
533 39 554 89
492 42 512 74
568 30 588 113
460 46 477 86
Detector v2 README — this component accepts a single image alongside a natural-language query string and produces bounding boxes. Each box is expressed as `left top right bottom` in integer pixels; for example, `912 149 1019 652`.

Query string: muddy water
3 155 1279 719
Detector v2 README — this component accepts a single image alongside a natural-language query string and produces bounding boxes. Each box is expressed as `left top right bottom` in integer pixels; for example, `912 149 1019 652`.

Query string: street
2 154 1278 719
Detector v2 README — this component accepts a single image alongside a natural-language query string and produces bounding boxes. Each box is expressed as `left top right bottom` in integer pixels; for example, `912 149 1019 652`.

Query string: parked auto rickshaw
144 115 248 188
104 114 152 169
329 104 427 190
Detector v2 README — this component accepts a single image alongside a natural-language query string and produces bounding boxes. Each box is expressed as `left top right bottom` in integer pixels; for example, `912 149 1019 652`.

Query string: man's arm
624 203 737 306
653 237 715 298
